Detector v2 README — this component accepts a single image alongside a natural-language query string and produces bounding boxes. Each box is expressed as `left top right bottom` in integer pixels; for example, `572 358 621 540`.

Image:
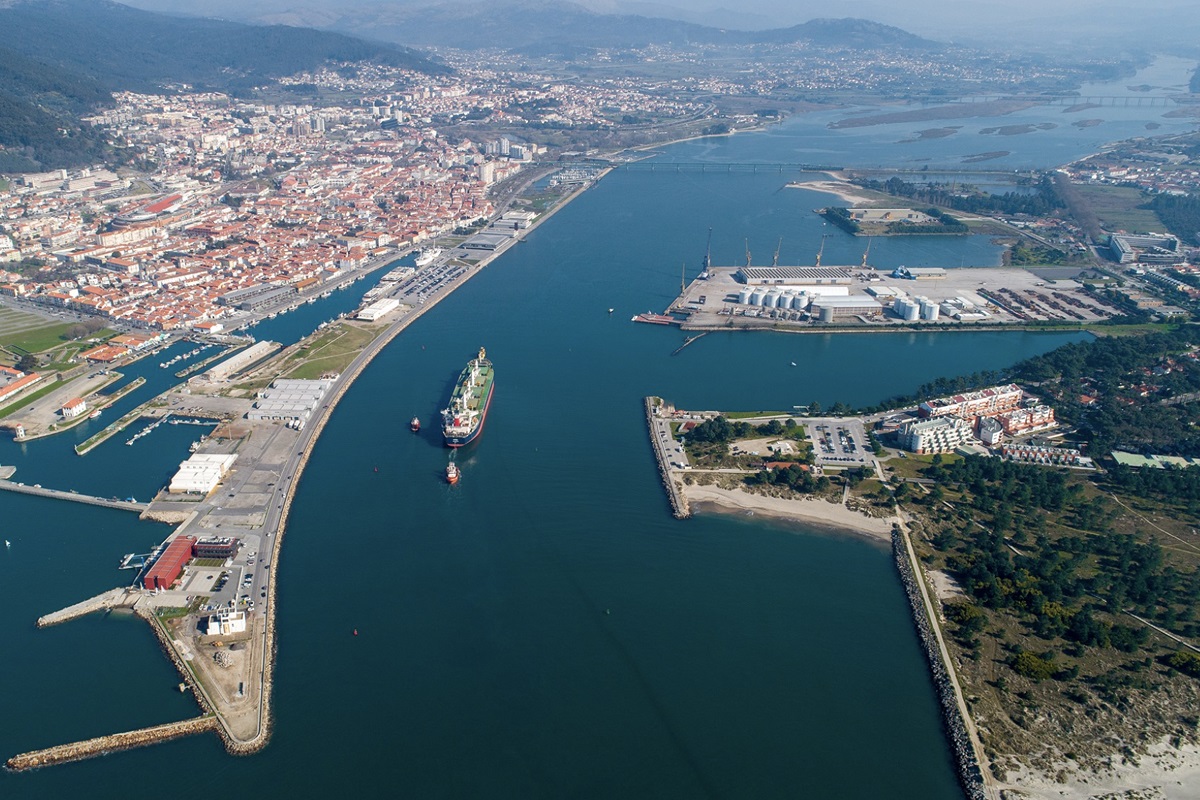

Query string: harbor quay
667 265 1127 331
8 166 602 767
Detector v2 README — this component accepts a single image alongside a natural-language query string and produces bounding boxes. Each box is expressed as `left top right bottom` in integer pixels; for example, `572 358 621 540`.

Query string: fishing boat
441 348 494 447
410 416 421 432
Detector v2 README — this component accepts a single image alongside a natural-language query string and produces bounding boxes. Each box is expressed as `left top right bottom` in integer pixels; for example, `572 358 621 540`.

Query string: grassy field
282 323 383 380
1073 184 1164 234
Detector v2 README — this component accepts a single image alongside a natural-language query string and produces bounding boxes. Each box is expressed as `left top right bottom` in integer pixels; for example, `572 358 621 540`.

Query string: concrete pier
6 716 218 772
37 587 137 628
644 397 690 519
0 480 148 512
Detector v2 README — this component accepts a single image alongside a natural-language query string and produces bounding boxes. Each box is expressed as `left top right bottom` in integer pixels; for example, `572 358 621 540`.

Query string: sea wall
891 526 988 800
643 397 690 519
5 716 217 772
36 587 134 627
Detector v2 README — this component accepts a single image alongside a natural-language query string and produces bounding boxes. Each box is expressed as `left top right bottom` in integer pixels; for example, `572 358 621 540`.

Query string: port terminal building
143 535 198 590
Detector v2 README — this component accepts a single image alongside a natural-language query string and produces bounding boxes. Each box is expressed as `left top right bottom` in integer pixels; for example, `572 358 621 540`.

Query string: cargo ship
441 348 494 447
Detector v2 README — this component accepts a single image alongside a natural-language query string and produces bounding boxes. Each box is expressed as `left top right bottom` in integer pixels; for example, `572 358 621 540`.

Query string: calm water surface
3 57 1171 798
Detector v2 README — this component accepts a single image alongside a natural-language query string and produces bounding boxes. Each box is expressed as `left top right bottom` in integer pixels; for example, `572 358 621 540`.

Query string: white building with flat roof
169 453 238 494
206 609 247 636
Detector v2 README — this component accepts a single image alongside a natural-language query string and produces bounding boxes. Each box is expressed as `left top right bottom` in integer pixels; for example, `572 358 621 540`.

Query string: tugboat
410 416 421 432
445 460 460 485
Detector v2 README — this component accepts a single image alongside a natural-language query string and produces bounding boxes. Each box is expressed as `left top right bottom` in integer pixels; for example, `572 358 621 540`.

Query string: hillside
0 0 446 171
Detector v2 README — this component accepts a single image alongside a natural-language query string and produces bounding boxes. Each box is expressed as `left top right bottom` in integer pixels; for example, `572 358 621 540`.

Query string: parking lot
805 418 874 469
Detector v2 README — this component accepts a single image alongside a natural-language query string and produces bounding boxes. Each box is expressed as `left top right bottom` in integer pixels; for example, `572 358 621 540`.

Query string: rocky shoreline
644 397 689 519
892 526 989 800
5 716 218 772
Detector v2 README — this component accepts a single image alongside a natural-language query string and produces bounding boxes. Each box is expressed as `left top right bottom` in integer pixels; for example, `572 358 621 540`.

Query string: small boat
4 539 10 549
790 361 797 367
89 408 102 419
353 629 358 637
608 308 614 314
410 416 421 432
446 460 460 485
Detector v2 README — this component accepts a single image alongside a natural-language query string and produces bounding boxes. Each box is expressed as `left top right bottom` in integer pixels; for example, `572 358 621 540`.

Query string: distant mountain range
297 1 941 54
0 0 447 172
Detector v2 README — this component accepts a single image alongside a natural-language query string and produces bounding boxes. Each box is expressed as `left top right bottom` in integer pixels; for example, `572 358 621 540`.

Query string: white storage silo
763 290 779 308
903 303 920 321
749 288 765 306
738 286 753 305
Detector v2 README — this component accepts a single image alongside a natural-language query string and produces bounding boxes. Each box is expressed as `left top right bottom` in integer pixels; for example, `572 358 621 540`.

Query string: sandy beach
683 483 894 541
787 178 877 205
999 738 1200 799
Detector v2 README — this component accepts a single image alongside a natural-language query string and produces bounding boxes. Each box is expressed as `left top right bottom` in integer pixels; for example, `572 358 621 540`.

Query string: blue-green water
3 58 1182 798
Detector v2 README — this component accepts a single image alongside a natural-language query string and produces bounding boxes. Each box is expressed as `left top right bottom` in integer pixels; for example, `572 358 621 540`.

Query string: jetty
0 481 148 513
37 587 138 627
644 397 690 519
670 332 707 356
6 716 218 772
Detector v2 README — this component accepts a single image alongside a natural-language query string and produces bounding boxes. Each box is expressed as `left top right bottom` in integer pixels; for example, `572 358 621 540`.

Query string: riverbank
206 161 611 754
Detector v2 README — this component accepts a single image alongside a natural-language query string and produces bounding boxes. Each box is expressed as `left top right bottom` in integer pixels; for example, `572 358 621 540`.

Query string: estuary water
1 57 1192 799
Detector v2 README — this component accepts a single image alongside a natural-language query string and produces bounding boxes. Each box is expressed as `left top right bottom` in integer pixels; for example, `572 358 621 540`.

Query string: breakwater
644 397 690 519
37 587 135 627
891 524 990 800
0 481 148 513
6 716 218 772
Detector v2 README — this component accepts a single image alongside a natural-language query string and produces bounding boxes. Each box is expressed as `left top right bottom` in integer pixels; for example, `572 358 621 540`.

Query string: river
1 56 1192 799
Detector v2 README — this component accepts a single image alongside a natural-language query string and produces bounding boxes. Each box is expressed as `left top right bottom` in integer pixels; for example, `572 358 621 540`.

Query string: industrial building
357 297 400 321
900 417 975 454
1109 233 1183 265
918 384 1024 420
169 453 238 494
247 378 334 423
810 295 884 321
736 266 855 286
143 535 197 590
201 341 281 382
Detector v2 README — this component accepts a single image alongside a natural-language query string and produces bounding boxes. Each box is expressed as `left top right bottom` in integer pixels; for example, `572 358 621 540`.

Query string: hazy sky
118 0 1200 47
